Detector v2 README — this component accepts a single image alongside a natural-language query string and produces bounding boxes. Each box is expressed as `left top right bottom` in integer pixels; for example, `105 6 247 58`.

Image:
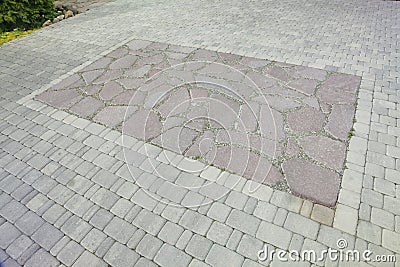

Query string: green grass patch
0 29 36 45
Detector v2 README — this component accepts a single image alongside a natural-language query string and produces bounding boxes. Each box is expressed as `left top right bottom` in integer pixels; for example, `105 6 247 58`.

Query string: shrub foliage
0 0 56 32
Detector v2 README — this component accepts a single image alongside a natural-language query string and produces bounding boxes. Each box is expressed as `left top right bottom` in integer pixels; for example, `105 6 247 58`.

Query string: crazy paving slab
36 39 360 207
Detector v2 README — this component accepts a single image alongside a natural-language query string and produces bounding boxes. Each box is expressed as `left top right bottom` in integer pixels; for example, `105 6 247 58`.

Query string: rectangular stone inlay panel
36 39 360 207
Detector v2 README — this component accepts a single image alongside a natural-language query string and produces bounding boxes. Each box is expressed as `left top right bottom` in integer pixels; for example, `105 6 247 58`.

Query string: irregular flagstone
317 73 360 105
82 69 104 84
36 39 360 206
287 107 325 133
36 89 82 109
283 158 340 207
287 78 318 96
51 73 83 90
325 104 355 140
70 96 104 118
299 136 346 171
123 110 162 141
109 54 138 69
264 95 301 112
81 57 113 72
265 66 290 82
157 89 191 118
111 90 136 105
152 127 199 154
93 106 127 127
99 81 124 101
293 66 327 81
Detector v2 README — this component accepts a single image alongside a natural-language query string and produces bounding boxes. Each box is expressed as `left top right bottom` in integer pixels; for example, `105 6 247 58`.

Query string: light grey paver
185 234 213 260
57 240 85 266
226 210 261 236
206 221 233 246
104 216 136 244
24 248 59 267
136 234 163 260
31 222 64 250
205 244 244 267
81 228 107 252
73 251 108 267
179 210 213 235
158 221 184 245
133 209 166 235
154 243 192 267
104 242 140 267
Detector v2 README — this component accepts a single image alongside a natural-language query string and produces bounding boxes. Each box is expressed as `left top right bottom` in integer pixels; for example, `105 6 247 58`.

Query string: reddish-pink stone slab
152 127 199 154
300 136 346 171
99 81 124 101
70 96 104 118
51 74 83 90
109 54 138 69
82 69 104 84
317 73 360 105
287 78 318 96
93 106 127 127
283 158 340 206
123 110 162 141
325 104 355 141
265 66 290 82
36 89 82 109
287 107 325 133
294 66 327 81
80 57 113 72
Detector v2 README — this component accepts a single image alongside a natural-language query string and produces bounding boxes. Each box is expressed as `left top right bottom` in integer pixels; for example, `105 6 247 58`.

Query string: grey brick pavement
0 0 400 266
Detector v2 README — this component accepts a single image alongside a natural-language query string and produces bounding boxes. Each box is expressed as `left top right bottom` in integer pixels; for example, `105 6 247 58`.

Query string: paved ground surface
59 0 114 12
35 39 359 207
0 0 399 266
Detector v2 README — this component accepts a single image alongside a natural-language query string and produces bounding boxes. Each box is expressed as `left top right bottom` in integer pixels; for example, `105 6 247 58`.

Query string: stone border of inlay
17 38 367 237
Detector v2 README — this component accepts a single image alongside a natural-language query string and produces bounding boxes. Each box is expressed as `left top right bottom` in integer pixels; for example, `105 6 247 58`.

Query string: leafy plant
0 28 36 45
0 0 56 32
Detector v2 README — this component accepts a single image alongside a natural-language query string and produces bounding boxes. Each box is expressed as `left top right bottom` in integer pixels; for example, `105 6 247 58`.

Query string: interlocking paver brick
225 190 249 210
206 221 233 246
32 222 64 251
104 241 140 267
179 210 212 235
104 216 136 244
154 243 192 267
0 199 28 223
81 228 107 252
73 251 108 267
185 234 213 260
61 215 92 242
257 221 292 250
15 211 44 235
237 234 264 261
65 194 93 217
90 188 119 209
57 240 84 266
0 222 21 249
131 189 158 211
206 244 244 267
357 220 382 245
207 202 231 223
24 248 59 267
284 213 319 240
5 235 33 259
226 229 243 250
133 209 166 235
226 209 261 236
136 234 163 260
158 221 184 245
